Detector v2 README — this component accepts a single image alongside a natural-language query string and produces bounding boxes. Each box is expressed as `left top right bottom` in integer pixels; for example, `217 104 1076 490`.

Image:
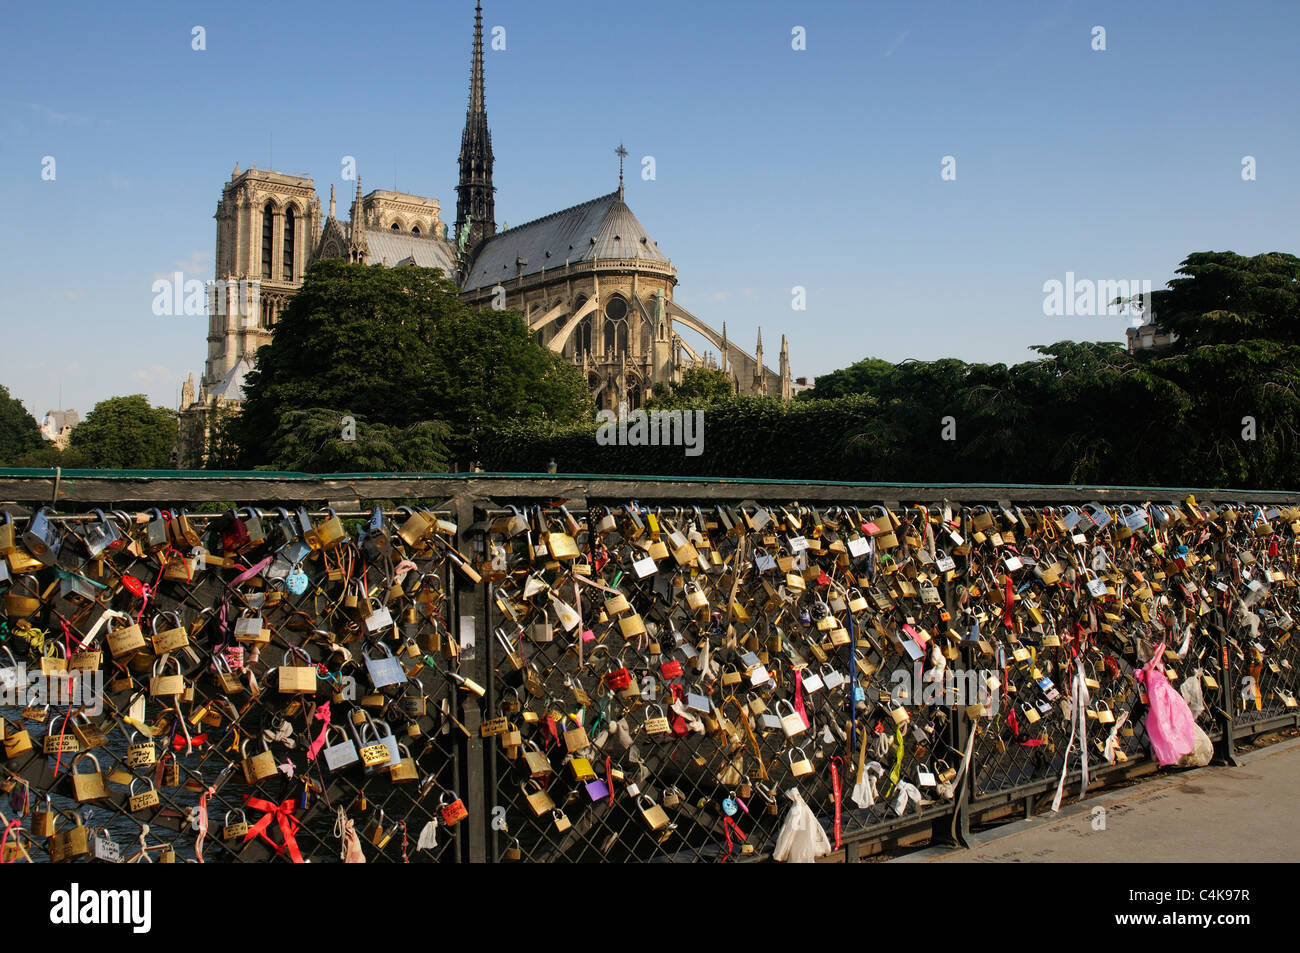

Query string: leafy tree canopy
258 408 449 473
646 367 736 409
0 385 44 465
67 395 177 470
236 260 590 468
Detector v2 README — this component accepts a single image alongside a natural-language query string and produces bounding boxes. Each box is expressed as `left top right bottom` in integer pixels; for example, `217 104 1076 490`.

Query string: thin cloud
883 29 911 57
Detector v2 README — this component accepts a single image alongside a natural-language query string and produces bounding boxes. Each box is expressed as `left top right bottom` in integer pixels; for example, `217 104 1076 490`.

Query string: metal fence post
454 493 491 861
1215 612 1241 767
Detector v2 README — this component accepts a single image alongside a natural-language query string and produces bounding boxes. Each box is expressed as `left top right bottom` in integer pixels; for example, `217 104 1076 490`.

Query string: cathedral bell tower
455 1 496 261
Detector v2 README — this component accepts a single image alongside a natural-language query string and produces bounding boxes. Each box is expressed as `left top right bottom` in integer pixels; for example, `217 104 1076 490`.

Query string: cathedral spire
348 176 367 261
456 0 496 259
329 184 336 219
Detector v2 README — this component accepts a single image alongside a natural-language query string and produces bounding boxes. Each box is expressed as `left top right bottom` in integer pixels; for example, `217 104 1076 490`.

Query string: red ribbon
243 796 305 863
719 815 746 863
830 756 843 849
1004 574 1015 631
543 715 560 750
793 669 810 731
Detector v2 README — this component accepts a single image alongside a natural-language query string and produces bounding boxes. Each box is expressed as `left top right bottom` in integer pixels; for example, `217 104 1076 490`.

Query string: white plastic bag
773 788 831 863
1177 724 1214 768
1179 675 1205 719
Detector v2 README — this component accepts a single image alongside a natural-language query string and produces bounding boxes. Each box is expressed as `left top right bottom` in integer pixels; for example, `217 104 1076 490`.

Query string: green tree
1152 251 1300 347
0 385 45 465
259 409 449 472
646 367 736 408
236 260 590 467
67 395 178 469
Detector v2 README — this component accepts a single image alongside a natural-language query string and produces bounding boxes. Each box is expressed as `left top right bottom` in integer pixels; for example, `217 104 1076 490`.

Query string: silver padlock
364 641 406 689
22 506 62 565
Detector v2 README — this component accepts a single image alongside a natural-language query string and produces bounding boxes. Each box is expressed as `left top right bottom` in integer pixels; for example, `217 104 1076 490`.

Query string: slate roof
462 191 670 292
211 356 252 402
364 229 457 276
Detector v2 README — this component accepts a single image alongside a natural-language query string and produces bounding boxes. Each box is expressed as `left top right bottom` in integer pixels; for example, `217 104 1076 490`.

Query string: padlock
31 793 56 838
643 704 672 736
439 790 468 826
522 741 552 778
776 699 807 738
78 508 123 558
364 808 393 848
42 726 79 756
638 794 670 831
241 739 278 784
304 506 346 551
150 656 185 697
356 717 401 772
277 645 317 694
156 752 181 787
22 506 62 566
106 619 147 659
787 746 814 777
222 809 251 841
212 653 245 694
396 507 432 547
127 777 161 813
151 611 190 655
522 780 555 816
1 826 34 863
70 752 108 803
388 743 418 783
3 720 33 759
54 810 91 861
563 722 590 753
126 729 157 768
0 511 13 554
364 641 406 689
321 724 361 773
233 609 269 645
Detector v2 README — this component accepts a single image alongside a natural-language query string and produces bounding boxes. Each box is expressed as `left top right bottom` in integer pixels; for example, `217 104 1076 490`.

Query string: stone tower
455 1 496 259
202 165 321 402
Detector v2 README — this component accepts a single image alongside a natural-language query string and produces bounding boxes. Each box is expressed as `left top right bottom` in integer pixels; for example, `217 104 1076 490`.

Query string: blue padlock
287 567 309 595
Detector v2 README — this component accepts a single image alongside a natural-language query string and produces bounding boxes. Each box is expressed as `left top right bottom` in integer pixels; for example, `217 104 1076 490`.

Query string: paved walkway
894 736 1300 863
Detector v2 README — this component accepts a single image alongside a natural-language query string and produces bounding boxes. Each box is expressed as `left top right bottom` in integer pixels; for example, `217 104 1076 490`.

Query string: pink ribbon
0 819 21 863
306 702 332 762
194 784 216 863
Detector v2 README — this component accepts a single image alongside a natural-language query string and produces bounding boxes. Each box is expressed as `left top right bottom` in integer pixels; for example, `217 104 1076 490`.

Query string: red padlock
439 791 468 826
660 660 683 679
605 667 632 691
220 513 251 554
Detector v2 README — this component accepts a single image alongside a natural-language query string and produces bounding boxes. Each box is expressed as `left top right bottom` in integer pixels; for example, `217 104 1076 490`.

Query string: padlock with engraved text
127 777 161 814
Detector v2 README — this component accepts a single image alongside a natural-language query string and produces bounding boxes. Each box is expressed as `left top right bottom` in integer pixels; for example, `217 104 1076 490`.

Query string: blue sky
2 0 1297 420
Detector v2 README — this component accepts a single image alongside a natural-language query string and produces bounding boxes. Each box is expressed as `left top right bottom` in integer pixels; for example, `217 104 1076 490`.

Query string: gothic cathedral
181 2 792 465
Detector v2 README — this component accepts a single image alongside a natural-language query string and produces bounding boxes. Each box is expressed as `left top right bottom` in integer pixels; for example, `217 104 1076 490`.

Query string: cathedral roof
461 191 670 292
364 230 457 276
210 356 252 402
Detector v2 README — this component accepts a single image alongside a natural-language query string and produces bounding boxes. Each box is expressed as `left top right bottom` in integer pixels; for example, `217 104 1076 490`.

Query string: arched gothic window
261 203 274 278
282 208 295 279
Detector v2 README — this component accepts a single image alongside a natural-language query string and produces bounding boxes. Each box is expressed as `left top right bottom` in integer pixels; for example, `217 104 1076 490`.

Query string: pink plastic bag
1138 643 1197 766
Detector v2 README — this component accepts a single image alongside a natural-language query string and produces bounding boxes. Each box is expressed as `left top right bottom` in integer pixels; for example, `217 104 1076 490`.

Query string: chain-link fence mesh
3 488 1298 863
